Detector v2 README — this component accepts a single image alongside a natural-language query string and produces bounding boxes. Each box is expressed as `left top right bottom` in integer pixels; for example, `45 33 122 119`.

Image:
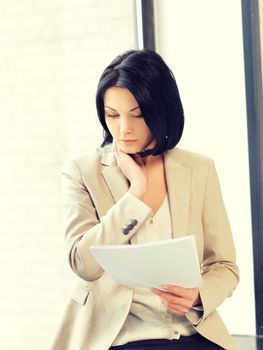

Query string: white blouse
112 196 197 346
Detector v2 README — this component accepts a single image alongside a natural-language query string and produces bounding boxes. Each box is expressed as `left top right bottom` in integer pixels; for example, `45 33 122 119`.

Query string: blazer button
127 224 134 231
131 219 138 226
122 228 129 235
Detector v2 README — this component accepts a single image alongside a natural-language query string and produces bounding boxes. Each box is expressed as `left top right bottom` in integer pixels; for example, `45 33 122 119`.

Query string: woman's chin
119 145 140 154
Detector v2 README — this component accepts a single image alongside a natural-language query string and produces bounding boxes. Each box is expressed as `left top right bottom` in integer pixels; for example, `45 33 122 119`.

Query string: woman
49 50 239 350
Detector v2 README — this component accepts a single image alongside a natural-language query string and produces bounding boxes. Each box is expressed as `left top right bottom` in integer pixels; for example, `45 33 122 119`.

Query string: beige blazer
49 145 239 350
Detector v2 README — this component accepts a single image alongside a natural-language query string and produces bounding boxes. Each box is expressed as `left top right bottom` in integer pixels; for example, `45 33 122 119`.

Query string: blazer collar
164 149 191 238
101 145 191 238
101 145 130 202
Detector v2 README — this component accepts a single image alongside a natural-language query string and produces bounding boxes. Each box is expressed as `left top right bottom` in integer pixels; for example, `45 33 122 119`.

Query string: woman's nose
119 116 132 134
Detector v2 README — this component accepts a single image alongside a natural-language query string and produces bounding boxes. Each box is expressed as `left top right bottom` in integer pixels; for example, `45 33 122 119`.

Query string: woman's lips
120 140 137 144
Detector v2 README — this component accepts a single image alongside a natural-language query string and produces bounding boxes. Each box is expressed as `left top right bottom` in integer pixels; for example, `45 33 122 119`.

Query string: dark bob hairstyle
96 49 184 156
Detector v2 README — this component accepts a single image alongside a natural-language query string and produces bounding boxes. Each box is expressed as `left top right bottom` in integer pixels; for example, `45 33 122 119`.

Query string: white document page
90 236 202 289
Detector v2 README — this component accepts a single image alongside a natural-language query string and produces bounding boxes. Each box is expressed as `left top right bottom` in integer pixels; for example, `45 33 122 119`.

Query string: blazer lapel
101 147 129 203
100 145 191 238
164 149 191 238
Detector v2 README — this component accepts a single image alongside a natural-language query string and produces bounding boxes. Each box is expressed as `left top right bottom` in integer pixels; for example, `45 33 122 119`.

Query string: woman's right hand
113 142 147 199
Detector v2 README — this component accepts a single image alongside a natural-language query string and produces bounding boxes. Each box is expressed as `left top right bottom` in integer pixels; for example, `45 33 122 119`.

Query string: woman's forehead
104 87 140 111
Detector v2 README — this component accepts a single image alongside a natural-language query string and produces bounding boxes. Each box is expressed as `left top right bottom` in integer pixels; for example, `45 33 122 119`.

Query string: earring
165 135 168 139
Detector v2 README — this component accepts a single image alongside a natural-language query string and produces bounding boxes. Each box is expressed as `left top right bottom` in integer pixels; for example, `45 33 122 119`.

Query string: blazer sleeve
187 159 240 325
61 158 152 282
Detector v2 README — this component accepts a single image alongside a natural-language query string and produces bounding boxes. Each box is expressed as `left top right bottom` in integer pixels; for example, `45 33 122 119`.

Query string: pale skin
103 86 201 316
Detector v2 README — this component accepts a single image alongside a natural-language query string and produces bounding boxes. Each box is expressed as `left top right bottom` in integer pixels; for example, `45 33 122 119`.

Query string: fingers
153 288 192 308
113 140 127 159
152 285 194 298
115 140 120 154
169 285 200 306
161 284 191 296
113 140 121 165
134 155 144 166
165 304 190 316
158 294 191 316
113 141 145 169
151 286 196 316
132 154 146 169
113 149 119 165
112 140 118 154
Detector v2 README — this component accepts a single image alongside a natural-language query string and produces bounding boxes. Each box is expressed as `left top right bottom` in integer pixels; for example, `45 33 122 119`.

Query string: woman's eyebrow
104 106 140 112
129 106 140 112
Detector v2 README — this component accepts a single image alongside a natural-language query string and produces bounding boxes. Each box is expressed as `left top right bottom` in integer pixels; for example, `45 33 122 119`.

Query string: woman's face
103 87 155 154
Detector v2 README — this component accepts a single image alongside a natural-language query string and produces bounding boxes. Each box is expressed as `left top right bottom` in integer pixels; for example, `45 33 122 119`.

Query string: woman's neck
142 154 163 167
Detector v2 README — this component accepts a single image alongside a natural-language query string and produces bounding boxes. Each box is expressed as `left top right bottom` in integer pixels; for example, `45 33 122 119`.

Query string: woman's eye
107 114 119 118
133 114 143 118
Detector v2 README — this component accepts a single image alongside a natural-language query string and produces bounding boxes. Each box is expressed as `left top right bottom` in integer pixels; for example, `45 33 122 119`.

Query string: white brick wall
0 1 136 349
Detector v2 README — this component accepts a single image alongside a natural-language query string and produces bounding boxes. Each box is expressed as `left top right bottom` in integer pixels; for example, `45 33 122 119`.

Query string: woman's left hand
151 285 201 316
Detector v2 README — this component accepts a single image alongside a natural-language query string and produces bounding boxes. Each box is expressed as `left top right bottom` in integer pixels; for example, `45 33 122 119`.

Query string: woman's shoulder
61 144 112 176
166 147 216 181
168 147 213 166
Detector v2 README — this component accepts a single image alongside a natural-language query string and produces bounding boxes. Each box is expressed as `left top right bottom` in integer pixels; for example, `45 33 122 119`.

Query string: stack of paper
90 236 202 289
